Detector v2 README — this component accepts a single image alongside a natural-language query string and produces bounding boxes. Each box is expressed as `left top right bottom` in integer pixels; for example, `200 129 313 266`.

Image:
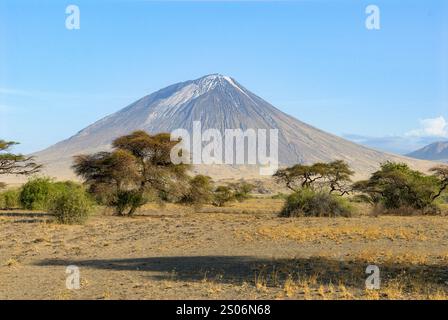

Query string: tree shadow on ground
0 211 50 217
35 255 448 290
0 211 52 223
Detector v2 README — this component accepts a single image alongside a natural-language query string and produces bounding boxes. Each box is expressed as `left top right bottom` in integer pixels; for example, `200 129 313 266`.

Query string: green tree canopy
0 140 41 188
73 131 190 215
353 162 448 212
274 160 353 195
180 174 214 209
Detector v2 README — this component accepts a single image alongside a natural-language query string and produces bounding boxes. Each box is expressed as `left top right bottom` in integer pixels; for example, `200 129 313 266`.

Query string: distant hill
406 141 448 162
31 74 436 180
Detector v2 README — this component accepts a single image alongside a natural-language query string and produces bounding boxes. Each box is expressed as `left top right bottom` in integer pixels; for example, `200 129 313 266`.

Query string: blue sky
0 0 447 154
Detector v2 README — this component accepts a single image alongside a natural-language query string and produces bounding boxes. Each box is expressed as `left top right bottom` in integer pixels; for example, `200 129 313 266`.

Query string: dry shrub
280 188 352 217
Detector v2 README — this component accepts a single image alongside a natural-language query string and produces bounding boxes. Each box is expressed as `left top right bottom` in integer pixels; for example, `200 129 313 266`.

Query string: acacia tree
274 160 353 195
73 131 190 215
325 160 355 195
353 162 448 213
0 140 41 187
429 165 448 200
273 163 326 192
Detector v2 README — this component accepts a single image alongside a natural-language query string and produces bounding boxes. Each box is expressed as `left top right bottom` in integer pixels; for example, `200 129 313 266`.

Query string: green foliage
212 182 255 207
353 162 444 214
73 131 190 216
112 190 147 216
349 194 372 204
0 140 41 177
0 139 41 194
212 185 234 207
19 177 55 210
429 166 448 200
19 177 87 212
280 188 352 217
49 186 93 224
180 175 214 209
0 188 21 209
271 192 288 200
85 183 115 206
274 160 353 195
439 193 448 204
231 182 254 202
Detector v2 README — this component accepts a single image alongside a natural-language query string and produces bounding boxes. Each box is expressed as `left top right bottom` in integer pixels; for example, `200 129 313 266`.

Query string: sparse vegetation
2 153 448 299
1 197 447 299
180 175 214 209
212 182 254 207
274 160 353 195
274 161 354 217
0 140 41 188
280 188 352 217
353 162 448 215
212 186 234 207
275 160 448 217
230 182 254 202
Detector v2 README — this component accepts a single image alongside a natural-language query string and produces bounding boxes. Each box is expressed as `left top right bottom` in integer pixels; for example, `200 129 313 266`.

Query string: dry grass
198 198 284 214
230 211 448 245
255 224 430 244
0 199 447 300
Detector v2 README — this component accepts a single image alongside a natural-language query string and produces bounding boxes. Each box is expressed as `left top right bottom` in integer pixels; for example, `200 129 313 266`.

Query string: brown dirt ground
0 199 447 300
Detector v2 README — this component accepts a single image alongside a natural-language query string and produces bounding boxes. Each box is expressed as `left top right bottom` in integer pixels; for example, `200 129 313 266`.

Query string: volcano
34 74 434 179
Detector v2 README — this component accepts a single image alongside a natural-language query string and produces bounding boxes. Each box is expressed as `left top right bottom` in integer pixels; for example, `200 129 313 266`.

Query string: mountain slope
406 141 448 162
34 74 436 179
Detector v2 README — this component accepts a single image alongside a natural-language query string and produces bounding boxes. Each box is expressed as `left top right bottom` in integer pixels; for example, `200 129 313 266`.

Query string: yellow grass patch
254 218 440 244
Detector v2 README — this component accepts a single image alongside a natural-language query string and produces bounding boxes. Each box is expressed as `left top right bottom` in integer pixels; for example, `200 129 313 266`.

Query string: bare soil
0 199 447 300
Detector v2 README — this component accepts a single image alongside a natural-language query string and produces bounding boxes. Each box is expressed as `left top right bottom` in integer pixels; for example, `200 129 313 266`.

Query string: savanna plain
1 197 447 300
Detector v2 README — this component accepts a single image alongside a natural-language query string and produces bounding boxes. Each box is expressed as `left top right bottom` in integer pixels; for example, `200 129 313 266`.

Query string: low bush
19 177 54 210
212 186 234 207
19 178 87 211
180 175 214 209
48 187 94 224
231 182 254 202
280 188 352 217
0 188 21 209
112 190 147 216
212 182 254 207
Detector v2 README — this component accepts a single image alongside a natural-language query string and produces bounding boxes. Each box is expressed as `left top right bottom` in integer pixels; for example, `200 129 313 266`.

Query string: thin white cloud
406 116 448 138
344 116 448 155
343 133 442 155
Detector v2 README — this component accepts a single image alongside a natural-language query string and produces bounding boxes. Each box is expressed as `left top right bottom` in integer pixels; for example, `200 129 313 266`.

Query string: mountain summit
34 74 434 179
406 141 448 162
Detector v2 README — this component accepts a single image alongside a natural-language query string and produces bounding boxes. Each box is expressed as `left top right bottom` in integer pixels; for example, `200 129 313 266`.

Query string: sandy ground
0 199 447 300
